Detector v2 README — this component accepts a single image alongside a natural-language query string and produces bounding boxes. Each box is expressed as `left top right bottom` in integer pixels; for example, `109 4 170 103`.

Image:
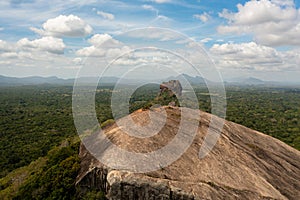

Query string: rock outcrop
159 80 182 97
76 106 300 200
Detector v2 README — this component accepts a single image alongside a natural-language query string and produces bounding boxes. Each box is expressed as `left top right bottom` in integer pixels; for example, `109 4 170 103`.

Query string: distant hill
225 77 300 86
0 75 71 86
227 77 265 85
0 75 121 86
1 75 299 87
166 74 207 86
0 74 207 87
179 73 207 84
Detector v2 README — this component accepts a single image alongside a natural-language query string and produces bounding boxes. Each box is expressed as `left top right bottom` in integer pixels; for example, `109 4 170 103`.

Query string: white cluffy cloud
17 37 65 54
0 40 14 52
31 15 93 38
0 37 65 56
210 42 300 72
218 0 300 46
76 34 130 57
0 36 73 77
193 12 210 22
97 11 115 20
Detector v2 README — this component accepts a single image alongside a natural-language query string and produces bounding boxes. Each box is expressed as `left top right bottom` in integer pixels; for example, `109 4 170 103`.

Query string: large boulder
159 80 182 97
76 106 300 200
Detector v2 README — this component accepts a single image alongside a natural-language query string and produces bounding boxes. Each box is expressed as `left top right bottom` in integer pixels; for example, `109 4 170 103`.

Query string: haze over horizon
1 0 300 82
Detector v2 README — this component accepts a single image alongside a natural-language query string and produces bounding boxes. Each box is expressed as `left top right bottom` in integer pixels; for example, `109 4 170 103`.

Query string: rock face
76 106 300 200
159 80 182 97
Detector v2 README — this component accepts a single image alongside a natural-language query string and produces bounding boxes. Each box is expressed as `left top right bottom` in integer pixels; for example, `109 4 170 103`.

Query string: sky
0 0 300 82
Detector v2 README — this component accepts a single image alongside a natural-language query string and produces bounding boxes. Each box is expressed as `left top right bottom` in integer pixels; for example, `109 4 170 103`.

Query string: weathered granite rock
76 106 300 200
159 80 182 97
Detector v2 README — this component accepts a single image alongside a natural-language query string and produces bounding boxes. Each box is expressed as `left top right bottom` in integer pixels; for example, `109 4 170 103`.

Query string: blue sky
0 0 300 82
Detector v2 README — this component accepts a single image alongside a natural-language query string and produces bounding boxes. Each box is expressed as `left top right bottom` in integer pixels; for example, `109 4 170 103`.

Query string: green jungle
0 84 299 199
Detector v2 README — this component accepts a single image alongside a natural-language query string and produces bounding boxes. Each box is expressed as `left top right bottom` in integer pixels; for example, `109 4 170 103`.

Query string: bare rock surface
76 106 300 200
159 80 182 96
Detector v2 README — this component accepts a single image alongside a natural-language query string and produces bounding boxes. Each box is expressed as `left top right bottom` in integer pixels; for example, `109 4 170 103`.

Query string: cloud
210 42 286 71
142 4 158 15
0 37 74 77
142 4 155 11
112 52 177 67
76 46 106 57
284 49 300 70
218 0 300 46
1 36 65 56
97 11 115 20
270 0 295 7
88 34 115 46
126 27 180 41
151 0 172 3
200 38 212 43
17 36 65 54
31 15 93 38
76 34 130 57
210 42 282 70
10 0 36 5
0 40 14 52
1 52 18 59
193 12 210 22
155 15 171 21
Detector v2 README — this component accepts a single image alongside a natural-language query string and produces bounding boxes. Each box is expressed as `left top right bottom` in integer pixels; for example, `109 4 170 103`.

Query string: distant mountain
0 74 208 87
74 76 120 85
166 74 207 86
0 75 122 86
227 77 265 85
0 75 71 86
1 75 298 87
180 73 207 84
226 77 300 86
